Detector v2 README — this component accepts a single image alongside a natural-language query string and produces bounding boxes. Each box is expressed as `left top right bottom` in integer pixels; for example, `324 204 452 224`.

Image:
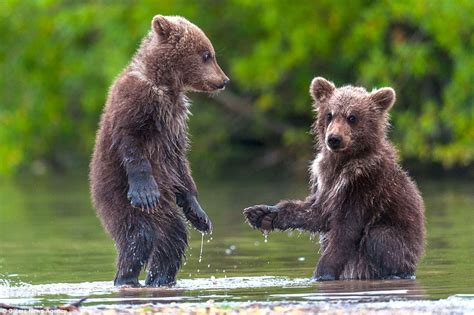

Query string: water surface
0 173 473 308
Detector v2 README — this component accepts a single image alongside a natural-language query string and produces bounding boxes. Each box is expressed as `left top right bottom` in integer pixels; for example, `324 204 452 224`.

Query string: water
0 173 473 309
198 233 204 263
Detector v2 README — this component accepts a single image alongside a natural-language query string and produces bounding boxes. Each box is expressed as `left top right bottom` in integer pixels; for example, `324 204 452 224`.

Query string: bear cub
90 15 229 287
244 77 425 281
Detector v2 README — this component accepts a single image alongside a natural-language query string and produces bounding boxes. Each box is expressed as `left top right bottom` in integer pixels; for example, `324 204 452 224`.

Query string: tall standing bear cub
90 15 229 287
244 77 425 280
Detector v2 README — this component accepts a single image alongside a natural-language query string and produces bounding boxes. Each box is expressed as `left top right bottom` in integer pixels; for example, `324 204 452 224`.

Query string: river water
0 173 473 309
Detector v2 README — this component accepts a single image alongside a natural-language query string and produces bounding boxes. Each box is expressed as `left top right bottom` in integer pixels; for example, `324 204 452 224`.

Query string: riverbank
81 297 474 314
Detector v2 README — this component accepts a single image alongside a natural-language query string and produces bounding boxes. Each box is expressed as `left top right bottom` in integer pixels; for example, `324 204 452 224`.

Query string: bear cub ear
310 77 336 105
370 87 396 112
152 15 175 38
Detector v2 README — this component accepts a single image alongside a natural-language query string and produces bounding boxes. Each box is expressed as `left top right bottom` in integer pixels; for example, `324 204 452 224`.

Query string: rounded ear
310 77 336 105
370 87 396 111
152 15 173 38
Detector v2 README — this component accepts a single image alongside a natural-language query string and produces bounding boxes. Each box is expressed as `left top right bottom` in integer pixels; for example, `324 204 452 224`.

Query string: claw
177 193 212 233
127 176 160 211
243 205 279 231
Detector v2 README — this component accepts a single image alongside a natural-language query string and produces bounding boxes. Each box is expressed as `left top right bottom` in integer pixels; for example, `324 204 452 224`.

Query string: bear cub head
310 77 396 156
150 15 229 92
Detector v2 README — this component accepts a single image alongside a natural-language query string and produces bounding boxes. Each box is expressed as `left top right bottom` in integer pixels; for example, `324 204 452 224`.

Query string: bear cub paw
312 274 336 282
127 173 161 212
114 275 142 287
177 193 212 234
243 205 279 231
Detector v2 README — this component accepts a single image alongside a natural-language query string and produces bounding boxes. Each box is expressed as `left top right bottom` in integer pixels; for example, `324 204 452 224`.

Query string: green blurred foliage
0 0 473 175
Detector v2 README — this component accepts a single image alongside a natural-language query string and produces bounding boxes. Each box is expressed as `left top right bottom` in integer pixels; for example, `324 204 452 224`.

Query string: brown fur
89 15 229 287
244 77 425 281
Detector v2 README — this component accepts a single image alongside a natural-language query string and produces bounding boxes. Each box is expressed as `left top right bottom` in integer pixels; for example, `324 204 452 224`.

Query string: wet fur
90 15 228 287
244 77 425 280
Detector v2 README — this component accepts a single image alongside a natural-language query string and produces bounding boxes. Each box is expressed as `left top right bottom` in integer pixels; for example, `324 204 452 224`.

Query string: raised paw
243 205 279 231
177 193 212 234
127 175 160 212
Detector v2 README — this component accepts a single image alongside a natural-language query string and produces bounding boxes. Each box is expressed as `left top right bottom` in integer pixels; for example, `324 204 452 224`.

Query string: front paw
127 175 160 212
178 194 212 234
243 205 279 231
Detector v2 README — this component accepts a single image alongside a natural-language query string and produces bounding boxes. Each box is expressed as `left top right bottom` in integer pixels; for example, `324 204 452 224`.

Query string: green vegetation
1 0 473 175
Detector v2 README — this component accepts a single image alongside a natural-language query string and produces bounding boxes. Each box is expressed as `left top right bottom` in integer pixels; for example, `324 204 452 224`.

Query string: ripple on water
0 276 310 300
1 278 473 310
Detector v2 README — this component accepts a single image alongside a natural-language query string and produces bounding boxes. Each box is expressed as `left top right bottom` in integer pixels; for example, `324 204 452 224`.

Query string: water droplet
207 264 210 268
223 270 226 273
198 233 204 263
211 275 215 281
197 269 200 273
298 257 305 261
254 241 260 246
225 249 232 255
230 245 236 251
263 231 269 243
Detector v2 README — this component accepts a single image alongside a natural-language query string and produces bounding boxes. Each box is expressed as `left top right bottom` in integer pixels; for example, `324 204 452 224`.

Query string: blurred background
0 0 473 178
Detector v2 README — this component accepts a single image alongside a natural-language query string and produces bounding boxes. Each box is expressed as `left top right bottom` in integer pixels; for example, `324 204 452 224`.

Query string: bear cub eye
347 115 357 124
202 51 212 63
326 112 332 123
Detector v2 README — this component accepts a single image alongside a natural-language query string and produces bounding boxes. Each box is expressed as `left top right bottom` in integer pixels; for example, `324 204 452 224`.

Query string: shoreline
80 297 474 314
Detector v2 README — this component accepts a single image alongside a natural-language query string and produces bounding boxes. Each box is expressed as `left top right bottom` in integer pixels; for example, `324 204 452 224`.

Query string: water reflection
316 279 425 301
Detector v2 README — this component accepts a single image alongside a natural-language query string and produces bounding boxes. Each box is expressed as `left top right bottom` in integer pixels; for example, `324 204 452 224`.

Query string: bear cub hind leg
114 216 154 287
365 226 417 279
145 218 188 287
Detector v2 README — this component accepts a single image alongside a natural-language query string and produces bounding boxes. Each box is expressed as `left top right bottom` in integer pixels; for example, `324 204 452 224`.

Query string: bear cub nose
216 78 230 89
327 135 342 150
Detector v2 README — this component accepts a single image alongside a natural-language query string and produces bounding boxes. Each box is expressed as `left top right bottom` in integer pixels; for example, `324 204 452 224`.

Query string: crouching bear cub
90 15 229 287
244 77 425 281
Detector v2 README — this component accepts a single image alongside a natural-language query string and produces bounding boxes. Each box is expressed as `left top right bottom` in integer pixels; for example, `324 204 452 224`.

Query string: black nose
216 79 230 90
327 135 342 149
